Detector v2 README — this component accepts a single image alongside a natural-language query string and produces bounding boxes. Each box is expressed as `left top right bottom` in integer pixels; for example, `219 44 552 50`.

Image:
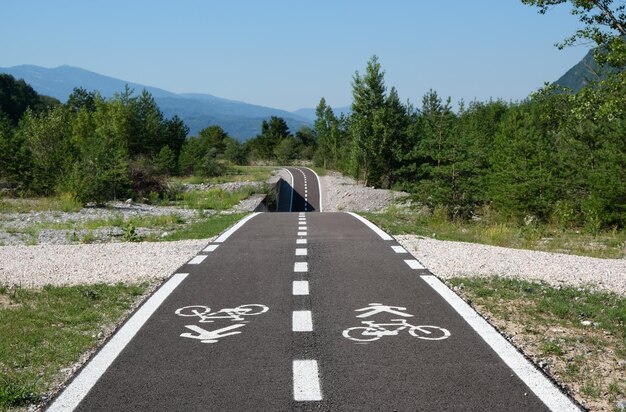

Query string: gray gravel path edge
0 239 209 288
396 235 626 296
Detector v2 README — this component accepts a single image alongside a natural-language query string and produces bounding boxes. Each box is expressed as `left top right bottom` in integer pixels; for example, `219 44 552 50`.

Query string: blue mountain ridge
0 65 314 140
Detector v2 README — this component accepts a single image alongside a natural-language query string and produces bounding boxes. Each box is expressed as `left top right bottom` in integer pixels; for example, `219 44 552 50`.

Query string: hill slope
0 65 310 140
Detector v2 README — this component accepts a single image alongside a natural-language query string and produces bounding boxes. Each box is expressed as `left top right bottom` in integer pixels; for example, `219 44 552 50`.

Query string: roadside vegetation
0 282 151 409
447 277 625 411
363 205 626 259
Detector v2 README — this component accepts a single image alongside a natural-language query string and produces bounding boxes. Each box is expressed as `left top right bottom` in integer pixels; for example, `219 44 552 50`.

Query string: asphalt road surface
279 167 321 212
47 168 579 411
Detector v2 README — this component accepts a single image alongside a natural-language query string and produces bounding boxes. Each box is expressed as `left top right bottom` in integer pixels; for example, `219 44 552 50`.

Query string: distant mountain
292 106 351 122
554 49 622 91
0 65 311 140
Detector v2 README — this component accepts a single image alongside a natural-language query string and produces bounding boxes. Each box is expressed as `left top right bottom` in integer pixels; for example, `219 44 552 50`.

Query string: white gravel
0 240 208 288
320 171 409 212
396 235 626 296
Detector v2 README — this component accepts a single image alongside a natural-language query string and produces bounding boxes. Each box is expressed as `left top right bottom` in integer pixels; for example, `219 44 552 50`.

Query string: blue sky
2 1 588 111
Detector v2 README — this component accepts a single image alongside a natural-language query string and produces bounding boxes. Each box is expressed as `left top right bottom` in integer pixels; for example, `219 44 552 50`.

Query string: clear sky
2 0 589 111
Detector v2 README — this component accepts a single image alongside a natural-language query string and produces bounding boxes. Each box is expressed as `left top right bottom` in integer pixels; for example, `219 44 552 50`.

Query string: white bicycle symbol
175 304 268 323
343 318 451 343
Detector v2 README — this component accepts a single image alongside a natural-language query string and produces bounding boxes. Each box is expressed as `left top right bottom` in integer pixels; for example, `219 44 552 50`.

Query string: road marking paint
293 360 322 401
346 212 393 240
294 262 308 272
300 226 308 231
292 310 313 331
295 248 308 256
296 239 307 244
299 217 306 220
391 245 407 254
47 273 189 412
188 255 207 265
203 244 219 252
292 280 310 295
215 212 261 243
297 231 307 236
303 167 323 213
421 275 580 412
298 221 306 225
285 168 295 212
404 259 425 269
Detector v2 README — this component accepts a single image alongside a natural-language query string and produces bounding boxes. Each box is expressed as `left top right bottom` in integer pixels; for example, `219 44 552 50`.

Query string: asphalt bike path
48 167 578 411
283 167 321 212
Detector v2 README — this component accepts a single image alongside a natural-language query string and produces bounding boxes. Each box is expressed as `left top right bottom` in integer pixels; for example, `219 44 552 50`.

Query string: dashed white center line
297 231 307 236
404 259 425 269
295 248 307 256
203 244 219 252
292 310 313 331
294 262 308 272
296 239 307 244
188 255 207 265
293 360 322 401
292 281 310 295
391 245 407 254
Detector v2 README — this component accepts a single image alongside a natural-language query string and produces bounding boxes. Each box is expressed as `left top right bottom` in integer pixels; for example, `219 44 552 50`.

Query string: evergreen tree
350 55 387 185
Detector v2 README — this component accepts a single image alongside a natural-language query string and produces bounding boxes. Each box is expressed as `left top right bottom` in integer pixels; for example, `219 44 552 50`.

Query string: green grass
161 212 247 241
363 205 626 259
0 195 83 214
308 166 327 177
178 187 256 211
0 283 150 409
447 277 625 408
175 166 278 185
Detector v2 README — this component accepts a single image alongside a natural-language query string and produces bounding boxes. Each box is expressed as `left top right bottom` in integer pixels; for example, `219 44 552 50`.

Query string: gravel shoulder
396 235 626 296
0 240 208 288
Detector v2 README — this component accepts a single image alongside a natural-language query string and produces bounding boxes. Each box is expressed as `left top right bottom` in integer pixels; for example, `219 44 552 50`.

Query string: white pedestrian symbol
175 304 269 344
354 303 413 318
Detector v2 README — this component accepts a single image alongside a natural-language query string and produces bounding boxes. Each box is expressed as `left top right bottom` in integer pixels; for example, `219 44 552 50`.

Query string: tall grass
363 205 626 259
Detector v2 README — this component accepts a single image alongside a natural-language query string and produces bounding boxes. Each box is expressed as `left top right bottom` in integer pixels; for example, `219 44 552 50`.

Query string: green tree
252 116 291 161
350 55 387 185
153 146 177 175
68 99 131 204
18 106 74 195
522 0 626 68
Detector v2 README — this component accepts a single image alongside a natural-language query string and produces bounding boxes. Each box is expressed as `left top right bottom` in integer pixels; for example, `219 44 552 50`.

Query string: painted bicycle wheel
175 305 211 317
342 327 380 342
234 304 269 316
408 325 451 340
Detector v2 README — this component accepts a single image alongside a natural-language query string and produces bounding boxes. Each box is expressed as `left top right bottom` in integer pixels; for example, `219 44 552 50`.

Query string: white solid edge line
302 167 323 213
293 281 310 295
47 273 190 412
292 310 313 331
293 360 323 401
284 168 295 212
188 255 207 265
346 212 393 240
214 212 261 243
420 275 580 412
